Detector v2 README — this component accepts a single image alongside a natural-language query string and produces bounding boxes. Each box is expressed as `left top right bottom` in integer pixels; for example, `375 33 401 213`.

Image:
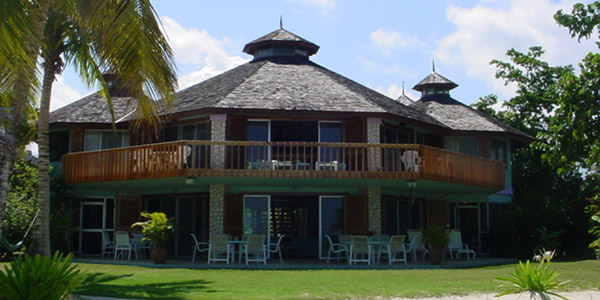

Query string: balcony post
367 186 382 234
209 184 225 234
367 118 381 171
210 114 227 169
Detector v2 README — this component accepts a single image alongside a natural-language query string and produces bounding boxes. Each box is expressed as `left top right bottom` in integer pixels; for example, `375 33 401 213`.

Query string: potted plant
422 226 449 265
132 212 174 264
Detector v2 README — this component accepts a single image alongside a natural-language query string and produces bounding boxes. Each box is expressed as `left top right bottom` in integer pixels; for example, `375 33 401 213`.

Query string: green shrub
131 212 174 246
589 214 600 259
422 226 449 248
495 249 569 299
0 252 84 300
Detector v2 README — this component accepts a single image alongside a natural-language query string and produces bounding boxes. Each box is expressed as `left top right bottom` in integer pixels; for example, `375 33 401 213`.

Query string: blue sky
51 0 598 112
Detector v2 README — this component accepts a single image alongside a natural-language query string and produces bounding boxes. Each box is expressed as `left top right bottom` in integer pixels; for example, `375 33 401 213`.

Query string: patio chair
406 229 428 261
102 232 115 258
446 230 476 260
378 235 407 265
348 236 371 265
401 150 420 172
208 234 231 264
338 234 351 246
114 231 136 260
191 233 209 262
370 234 390 262
325 234 348 263
131 232 146 259
266 235 285 263
242 234 267 265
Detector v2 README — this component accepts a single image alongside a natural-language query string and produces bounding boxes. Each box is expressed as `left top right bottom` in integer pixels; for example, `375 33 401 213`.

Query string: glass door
319 196 344 259
80 198 115 256
243 195 270 245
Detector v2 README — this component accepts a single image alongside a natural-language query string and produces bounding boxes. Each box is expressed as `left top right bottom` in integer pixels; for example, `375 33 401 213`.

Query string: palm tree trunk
34 64 56 256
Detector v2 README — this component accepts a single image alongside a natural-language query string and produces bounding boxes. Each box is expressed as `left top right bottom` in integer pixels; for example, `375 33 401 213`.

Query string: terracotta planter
151 244 168 264
429 246 444 265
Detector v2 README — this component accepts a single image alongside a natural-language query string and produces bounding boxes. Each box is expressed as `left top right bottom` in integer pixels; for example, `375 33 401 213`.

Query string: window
50 130 70 162
162 122 209 141
444 136 478 156
84 130 129 151
319 122 342 162
247 121 270 162
490 139 507 165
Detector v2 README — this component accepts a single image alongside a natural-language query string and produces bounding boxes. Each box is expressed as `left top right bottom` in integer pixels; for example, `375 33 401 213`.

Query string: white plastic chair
446 230 476 260
191 233 209 262
114 231 135 260
102 232 115 258
242 235 267 265
401 150 420 172
370 234 390 262
208 234 231 264
325 235 347 263
348 236 371 265
265 235 285 263
379 235 407 265
406 229 428 261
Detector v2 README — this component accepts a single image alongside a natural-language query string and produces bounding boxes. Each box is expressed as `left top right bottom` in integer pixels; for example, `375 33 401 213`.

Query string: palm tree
32 0 177 255
0 0 46 238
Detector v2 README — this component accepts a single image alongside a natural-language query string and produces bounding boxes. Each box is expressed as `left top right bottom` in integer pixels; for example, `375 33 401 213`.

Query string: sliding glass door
319 196 344 259
243 195 270 247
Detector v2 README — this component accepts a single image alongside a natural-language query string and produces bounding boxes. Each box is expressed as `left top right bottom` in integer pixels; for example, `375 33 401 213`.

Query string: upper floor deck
61 140 505 190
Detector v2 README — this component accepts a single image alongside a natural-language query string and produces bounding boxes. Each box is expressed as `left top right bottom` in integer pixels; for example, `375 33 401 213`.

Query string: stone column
368 186 382 234
367 118 381 171
210 114 227 169
209 184 225 235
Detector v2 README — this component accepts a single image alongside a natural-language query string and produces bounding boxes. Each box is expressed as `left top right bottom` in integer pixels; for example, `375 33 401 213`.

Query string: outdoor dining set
102 231 153 260
191 233 285 265
325 229 476 265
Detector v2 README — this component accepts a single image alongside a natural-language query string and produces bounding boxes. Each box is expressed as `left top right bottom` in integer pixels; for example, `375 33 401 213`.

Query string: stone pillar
209 184 225 235
367 118 381 171
210 114 227 169
367 186 382 234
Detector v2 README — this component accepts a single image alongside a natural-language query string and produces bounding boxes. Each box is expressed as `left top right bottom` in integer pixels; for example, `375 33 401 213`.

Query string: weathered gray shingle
49 93 135 124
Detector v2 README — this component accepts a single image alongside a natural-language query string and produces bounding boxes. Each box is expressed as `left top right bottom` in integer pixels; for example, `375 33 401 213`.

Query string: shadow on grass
78 272 215 300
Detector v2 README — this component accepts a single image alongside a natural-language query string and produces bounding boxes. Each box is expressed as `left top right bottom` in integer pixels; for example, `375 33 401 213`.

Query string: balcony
61 140 505 190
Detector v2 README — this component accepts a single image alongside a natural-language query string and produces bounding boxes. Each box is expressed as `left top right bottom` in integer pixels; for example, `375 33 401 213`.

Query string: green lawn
2 260 599 299
66 260 600 299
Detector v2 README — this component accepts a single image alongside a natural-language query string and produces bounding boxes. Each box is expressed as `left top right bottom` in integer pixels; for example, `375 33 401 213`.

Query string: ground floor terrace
67 175 508 260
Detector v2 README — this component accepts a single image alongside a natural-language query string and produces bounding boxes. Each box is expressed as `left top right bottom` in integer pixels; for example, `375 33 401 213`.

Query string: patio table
227 240 247 263
342 240 390 264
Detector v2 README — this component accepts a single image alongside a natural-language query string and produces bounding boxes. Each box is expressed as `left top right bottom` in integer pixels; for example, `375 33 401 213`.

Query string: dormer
242 27 320 60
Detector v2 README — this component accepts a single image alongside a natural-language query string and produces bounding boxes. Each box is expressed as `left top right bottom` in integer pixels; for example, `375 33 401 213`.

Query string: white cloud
371 29 425 54
50 75 84 111
375 84 419 101
436 0 597 99
161 16 248 90
292 0 335 10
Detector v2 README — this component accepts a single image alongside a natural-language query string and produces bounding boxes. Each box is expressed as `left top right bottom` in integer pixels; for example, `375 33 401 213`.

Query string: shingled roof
49 93 136 124
410 94 531 139
413 72 458 92
243 28 319 56
171 56 443 126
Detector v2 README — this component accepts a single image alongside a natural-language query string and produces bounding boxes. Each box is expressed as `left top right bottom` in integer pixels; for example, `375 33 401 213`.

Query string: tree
3 0 178 255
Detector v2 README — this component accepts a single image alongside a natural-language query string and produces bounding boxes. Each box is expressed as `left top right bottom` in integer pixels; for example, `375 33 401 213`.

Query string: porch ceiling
68 176 498 198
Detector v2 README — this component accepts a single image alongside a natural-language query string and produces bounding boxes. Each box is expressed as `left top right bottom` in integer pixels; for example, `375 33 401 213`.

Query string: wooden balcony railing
62 140 505 189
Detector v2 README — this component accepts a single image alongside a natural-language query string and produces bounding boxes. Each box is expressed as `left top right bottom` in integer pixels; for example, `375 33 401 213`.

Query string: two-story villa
49 27 530 259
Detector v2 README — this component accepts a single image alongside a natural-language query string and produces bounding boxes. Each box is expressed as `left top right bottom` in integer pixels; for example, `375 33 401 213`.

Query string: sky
50 0 598 113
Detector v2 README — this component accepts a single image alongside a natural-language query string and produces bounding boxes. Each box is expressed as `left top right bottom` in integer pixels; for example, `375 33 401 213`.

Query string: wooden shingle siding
224 194 243 237
344 195 368 235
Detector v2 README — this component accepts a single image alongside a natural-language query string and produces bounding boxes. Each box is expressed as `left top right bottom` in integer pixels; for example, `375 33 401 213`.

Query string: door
243 195 270 246
80 198 115 256
455 204 480 253
319 196 344 259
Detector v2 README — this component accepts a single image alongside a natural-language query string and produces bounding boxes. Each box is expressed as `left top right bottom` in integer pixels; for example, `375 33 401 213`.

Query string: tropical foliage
131 212 174 246
495 250 569 299
0 252 84 300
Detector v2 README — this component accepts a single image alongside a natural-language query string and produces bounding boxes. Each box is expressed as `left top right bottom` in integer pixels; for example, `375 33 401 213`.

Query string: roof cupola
413 61 458 98
242 25 319 59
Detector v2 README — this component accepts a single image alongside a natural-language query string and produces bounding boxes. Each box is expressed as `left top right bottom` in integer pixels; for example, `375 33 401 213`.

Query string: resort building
49 27 530 259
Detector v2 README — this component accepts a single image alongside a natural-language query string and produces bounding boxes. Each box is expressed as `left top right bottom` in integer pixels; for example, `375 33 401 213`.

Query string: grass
3 260 599 299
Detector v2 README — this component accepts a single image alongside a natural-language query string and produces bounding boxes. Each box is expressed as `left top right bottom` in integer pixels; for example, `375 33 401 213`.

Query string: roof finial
280 15 283 29
432 60 436 73
402 81 405 95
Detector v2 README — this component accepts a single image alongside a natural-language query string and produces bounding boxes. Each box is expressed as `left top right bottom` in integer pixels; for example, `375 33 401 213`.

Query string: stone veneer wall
368 186 382 233
210 114 226 169
209 184 225 235
367 118 381 171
